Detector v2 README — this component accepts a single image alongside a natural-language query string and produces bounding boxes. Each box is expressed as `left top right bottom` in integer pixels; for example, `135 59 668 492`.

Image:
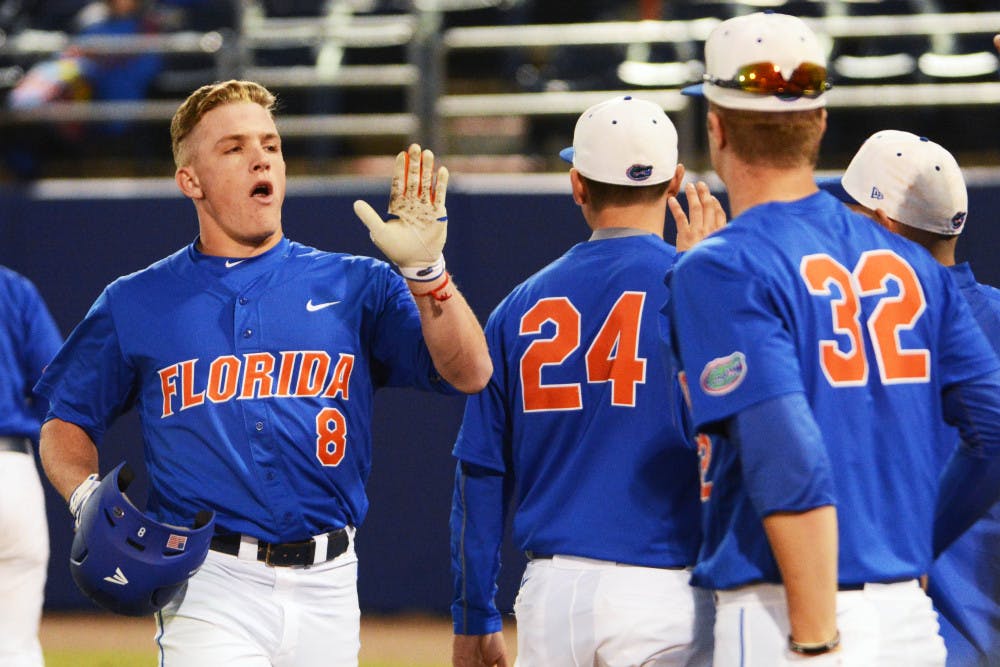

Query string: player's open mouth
250 181 273 201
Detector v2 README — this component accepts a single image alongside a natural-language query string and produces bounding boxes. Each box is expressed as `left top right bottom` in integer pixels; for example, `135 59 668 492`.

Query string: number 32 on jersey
801 249 930 386
518 293 647 412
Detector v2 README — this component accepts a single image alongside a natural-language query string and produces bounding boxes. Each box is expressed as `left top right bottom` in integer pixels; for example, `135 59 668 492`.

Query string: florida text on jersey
36 237 453 543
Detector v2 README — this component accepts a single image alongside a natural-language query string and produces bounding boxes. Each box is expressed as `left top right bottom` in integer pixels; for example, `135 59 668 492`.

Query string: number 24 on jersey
518 293 647 412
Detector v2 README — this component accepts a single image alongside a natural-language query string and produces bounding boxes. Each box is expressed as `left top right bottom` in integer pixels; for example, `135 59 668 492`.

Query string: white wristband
399 256 446 282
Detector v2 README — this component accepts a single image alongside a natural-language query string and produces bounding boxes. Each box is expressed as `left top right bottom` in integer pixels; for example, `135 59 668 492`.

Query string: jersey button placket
234 295 258 350
234 292 291 525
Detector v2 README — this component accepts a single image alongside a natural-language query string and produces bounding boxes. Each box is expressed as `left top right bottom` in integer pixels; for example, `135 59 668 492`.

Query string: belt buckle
263 542 276 567
261 538 315 567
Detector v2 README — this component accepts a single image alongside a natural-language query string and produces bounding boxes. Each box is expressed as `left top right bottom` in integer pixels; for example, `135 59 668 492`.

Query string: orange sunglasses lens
713 62 829 98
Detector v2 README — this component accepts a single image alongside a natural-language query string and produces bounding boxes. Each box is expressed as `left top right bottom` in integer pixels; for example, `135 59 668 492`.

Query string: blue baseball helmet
69 461 215 617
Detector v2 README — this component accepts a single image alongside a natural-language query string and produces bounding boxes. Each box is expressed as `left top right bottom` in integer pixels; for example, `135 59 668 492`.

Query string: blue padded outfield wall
1 173 998 615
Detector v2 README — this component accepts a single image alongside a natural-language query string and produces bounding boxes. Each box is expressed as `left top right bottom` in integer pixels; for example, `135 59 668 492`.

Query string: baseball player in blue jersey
831 129 1000 666
450 95 722 667
673 12 1000 666
0 266 62 667
35 79 491 666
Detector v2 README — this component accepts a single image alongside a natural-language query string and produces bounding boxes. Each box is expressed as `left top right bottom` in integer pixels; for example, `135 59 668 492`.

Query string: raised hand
669 181 727 252
354 143 448 281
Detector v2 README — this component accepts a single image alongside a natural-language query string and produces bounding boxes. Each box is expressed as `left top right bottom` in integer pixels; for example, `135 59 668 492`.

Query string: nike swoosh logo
225 259 246 268
306 299 341 312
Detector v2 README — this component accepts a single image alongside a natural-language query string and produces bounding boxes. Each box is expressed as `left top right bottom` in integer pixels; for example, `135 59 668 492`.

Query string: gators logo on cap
700 351 747 396
951 211 967 230
626 164 654 181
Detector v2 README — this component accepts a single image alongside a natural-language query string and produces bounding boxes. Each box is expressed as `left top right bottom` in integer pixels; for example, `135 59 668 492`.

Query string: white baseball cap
683 12 829 112
841 130 968 235
559 95 679 186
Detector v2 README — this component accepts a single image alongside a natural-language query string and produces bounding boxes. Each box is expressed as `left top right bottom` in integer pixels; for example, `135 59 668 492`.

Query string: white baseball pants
513 555 714 667
0 451 48 667
155 528 360 666
713 581 947 667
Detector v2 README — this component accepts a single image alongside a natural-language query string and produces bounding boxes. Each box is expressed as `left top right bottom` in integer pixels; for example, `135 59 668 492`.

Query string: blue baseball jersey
36 236 453 542
453 232 702 566
0 266 62 437
928 262 1000 666
670 191 1000 589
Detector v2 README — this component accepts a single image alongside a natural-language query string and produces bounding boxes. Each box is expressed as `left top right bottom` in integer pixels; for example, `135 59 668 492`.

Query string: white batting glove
68 473 101 530
354 143 448 281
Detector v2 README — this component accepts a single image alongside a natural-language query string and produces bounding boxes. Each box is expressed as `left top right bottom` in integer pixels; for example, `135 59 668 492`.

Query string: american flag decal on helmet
165 534 188 551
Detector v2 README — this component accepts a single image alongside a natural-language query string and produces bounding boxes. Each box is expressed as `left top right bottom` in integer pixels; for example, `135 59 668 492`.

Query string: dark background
2 175 997 615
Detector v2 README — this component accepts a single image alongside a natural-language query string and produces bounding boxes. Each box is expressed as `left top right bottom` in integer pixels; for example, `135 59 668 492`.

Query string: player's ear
175 166 203 200
570 168 588 207
872 208 897 232
666 163 686 198
707 111 726 152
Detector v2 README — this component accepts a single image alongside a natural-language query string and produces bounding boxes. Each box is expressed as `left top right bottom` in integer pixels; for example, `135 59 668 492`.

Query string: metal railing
0 6 998 174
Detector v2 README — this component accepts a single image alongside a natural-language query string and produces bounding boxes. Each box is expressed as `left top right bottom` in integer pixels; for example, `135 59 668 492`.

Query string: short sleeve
368 263 457 394
34 289 136 443
670 245 804 430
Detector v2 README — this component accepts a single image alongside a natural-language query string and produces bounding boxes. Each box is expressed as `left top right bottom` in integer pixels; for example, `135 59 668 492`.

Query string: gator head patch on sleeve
700 352 747 396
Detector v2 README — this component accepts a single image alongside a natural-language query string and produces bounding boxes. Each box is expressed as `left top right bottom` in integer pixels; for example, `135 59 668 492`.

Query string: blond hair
710 104 824 169
170 80 277 167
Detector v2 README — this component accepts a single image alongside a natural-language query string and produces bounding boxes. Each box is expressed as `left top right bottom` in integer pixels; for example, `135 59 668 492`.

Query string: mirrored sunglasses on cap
704 61 831 99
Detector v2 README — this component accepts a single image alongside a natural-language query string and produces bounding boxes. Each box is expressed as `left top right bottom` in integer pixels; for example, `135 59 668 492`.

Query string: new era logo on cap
559 95 679 187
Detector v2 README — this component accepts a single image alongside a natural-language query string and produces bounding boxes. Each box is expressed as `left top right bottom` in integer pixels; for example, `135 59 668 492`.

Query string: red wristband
412 272 452 302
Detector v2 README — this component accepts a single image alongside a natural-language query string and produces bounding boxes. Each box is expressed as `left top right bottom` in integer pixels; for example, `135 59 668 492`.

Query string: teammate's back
677 189 989 587
670 12 1000 665
478 233 700 565
829 128 1000 667
451 95 718 667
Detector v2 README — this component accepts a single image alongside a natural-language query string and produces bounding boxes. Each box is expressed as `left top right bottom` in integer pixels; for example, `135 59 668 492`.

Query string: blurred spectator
4 0 165 177
9 0 163 116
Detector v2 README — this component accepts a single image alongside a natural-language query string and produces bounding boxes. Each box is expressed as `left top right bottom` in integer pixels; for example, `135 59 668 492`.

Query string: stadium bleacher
0 0 997 180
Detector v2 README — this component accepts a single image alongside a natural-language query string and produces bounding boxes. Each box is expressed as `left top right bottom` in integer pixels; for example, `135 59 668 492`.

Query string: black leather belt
211 528 349 567
839 577 916 591
0 437 31 455
525 551 686 570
